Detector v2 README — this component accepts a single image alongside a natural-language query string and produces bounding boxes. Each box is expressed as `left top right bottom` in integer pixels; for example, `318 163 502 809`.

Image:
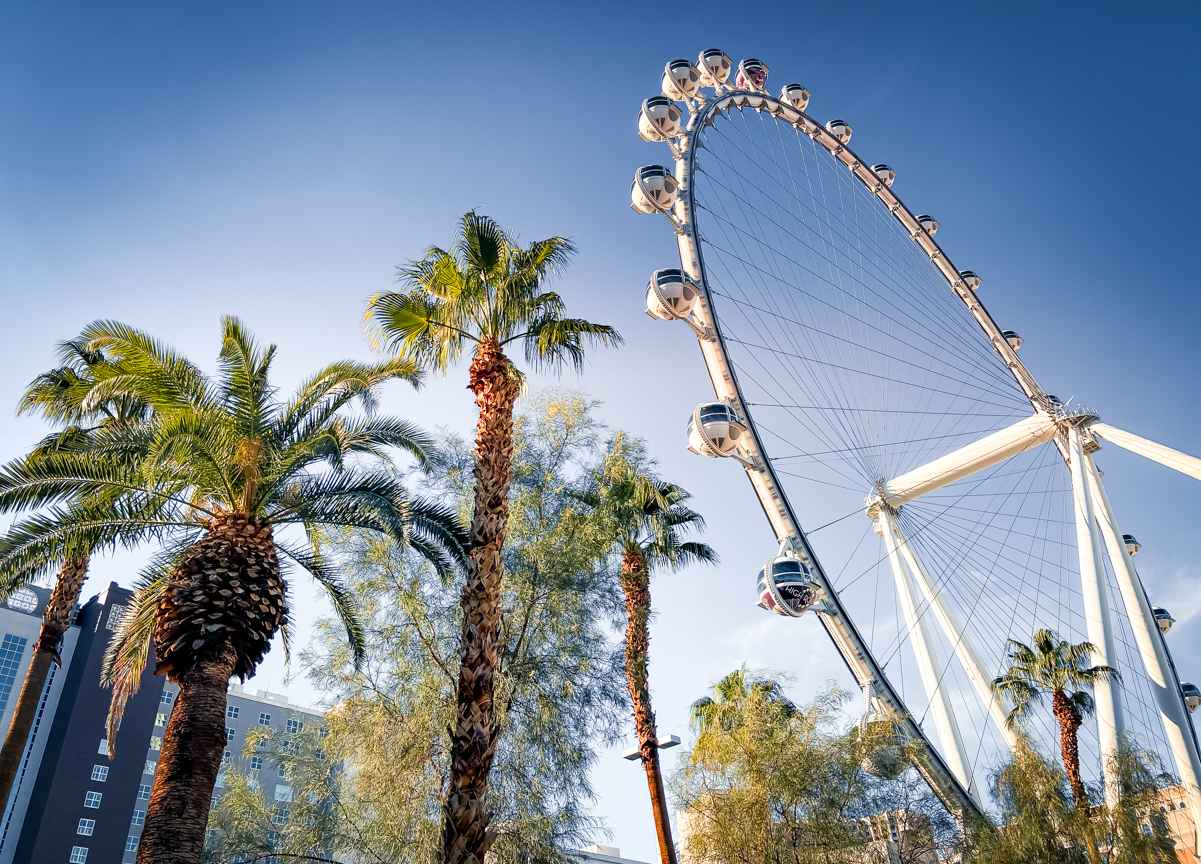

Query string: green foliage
675 669 953 864
367 211 620 375
963 744 1180 864
211 394 629 863
0 318 468 739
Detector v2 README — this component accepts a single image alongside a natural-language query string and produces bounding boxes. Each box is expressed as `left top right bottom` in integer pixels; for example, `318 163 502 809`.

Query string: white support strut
878 508 978 801
1091 423 1201 483
1067 426 1124 807
880 413 1059 508
885 518 1021 753
1085 455 1201 853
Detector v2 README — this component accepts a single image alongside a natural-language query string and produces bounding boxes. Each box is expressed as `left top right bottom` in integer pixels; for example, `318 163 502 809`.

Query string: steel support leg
1086 455 1201 852
879 509 977 800
1091 423 1201 483
886 518 1021 753
1068 426 1124 807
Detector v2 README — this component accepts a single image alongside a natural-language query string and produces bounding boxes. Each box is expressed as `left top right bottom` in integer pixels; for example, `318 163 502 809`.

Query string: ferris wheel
630 50 1201 839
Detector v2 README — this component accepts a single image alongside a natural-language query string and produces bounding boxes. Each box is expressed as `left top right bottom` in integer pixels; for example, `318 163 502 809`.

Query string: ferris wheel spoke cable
706 113 1023 394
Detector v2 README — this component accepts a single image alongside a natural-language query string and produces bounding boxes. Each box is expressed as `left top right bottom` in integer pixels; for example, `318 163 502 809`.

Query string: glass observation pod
630 165 679 215
756 556 821 618
687 402 747 458
871 163 896 189
638 96 683 143
916 214 939 236
1153 607 1176 634
1002 330 1023 351
779 83 810 111
1122 533 1142 557
697 49 731 89
1182 683 1201 712
735 57 769 92
825 119 853 145
646 268 699 321
958 270 982 292
662 59 701 101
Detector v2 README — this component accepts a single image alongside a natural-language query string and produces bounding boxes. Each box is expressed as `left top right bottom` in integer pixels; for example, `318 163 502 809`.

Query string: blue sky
4 1 1201 858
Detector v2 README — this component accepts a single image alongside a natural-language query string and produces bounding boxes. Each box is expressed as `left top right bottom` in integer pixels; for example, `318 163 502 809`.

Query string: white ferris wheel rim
662 83 1201 823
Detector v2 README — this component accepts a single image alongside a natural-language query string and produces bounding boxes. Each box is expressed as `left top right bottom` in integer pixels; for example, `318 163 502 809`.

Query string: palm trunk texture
0 556 88 810
1053 690 1087 806
136 645 237 864
138 514 283 864
621 549 678 864
443 340 521 864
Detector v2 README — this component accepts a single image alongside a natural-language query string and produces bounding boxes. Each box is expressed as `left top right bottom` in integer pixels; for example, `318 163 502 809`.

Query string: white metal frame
640 73 1201 827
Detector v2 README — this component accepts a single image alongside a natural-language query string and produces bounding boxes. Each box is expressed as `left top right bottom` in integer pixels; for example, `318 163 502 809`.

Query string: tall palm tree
368 211 620 864
0 318 468 864
0 339 150 807
574 439 716 864
992 628 1118 807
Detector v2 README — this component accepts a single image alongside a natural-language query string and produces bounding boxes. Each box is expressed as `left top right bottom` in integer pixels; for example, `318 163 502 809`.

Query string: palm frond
277 541 365 669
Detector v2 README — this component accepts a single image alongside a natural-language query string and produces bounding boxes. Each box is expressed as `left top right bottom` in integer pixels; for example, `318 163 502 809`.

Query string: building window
97 739 109 757
90 765 109 782
155 712 166 727
286 718 303 734
125 836 138 852
69 847 88 863
271 805 289 826
160 689 173 704
6 588 37 613
83 791 103 809
266 830 280 847
258 712 271 726
106 604 128 631
274 784 293 803
149 736 162 752
132 809 145 826
227 705 240 718
0 634 29 714
137 783 151 801
226 727 235 741
144 760 156 775
76 818 95 837
222 750 231 763
250 755 263 770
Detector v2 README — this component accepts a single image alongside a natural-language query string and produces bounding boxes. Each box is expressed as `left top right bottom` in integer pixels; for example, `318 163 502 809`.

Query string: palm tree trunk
620 549 678 864
443 339 521 864
136 643 237 864
1052 690 1087 806
0 556 88 809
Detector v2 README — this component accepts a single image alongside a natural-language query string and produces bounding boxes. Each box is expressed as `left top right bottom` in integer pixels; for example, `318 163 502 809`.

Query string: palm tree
0 339 150 807
992 628 1118 807
690 667 797 735
574 439 716 864
0 318 468 864
368 211 620 864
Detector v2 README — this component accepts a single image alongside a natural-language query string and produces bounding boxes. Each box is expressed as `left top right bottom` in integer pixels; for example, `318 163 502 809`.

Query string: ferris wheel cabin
779 83 811 111
1153 607 1176 634
697 49 731 89
646 268 700 321
958 270 982 292
916 214 939 236
871 164 896 188
1002 330 1023 351
688 402 748 458
638 97 683 143
630 165 679 214
1122 533 1142 557
756 556 821 618
662 59 701 101
1182 683 1201 712
826 119 853 145
735 58 769 92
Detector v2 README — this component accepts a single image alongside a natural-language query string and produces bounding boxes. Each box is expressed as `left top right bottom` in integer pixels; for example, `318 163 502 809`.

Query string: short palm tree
575 439 715 864
0 339 150 806
368 211 619 864
992 628 1118 806
0 318 468 864
690 667 796 735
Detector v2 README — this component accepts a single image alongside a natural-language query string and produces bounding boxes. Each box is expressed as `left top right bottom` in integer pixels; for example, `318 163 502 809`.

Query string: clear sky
4 1 1201 859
